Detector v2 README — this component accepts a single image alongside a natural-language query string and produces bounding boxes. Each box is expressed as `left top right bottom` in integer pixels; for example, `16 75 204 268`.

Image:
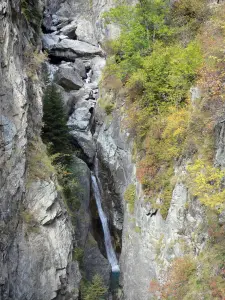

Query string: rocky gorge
1 0 225 299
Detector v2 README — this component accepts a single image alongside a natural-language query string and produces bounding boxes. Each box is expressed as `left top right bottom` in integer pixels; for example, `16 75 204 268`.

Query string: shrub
135 107 189 218
27 137 55 182
171 0 210 42
105 103 114 115
73 247 84 263
187 159 225 210
24 49 47 79
21 0 42 32
124 184 136 214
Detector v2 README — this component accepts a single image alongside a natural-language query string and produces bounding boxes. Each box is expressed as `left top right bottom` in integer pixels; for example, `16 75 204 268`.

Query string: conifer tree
42 84 72 162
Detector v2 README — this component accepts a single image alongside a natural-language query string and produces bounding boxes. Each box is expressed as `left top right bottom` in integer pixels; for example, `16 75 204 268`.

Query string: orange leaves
150 256 196 299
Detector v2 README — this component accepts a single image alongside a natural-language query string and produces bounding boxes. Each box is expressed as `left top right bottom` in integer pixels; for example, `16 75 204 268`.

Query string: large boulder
74 58 87 79
70 130 96 163
67 99 96 131
60 20 77 39
51 39 103 60
42 33 59 50
54 65 84 90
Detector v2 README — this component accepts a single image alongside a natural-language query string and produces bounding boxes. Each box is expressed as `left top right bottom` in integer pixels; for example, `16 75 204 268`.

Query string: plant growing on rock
187 159 225 210
124 184 136 214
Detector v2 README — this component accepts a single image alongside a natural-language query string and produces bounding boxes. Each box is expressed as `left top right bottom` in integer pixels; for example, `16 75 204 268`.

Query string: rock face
95 103 209 300
9 180 81 300
2 0 212 300
0 1 80 299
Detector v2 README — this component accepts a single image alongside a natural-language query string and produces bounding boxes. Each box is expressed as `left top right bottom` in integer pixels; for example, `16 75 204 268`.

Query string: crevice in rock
48 54 72 65
146 209 158 217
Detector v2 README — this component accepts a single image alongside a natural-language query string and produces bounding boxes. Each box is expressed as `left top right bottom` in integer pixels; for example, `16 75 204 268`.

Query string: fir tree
42 84 72 163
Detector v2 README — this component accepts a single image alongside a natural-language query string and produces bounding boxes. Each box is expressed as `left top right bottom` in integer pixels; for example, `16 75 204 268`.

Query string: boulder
42 33 59 50
67 99 96 131
51 39 103 61
70 130 96 162
54 65 84 90
74 58 86 78
60 20 77 39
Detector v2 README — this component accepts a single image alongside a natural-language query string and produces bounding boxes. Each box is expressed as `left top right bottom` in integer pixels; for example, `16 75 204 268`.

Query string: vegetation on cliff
104 0 225 298
103 0 225 217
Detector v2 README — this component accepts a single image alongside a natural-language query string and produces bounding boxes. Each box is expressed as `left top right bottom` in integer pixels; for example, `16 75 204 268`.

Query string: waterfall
91 172 120 273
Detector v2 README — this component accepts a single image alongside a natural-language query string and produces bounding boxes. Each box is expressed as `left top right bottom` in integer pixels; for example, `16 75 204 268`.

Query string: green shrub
27 137 55 182
24 49 47 79
98 97 115 115
124 184 136 214
73 247 84 263
21 0 42 30
105 103 114 115
187 159 225 210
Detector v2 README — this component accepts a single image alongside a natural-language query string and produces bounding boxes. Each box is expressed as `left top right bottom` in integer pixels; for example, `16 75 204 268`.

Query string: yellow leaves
162 107 189 141
187 159 225 209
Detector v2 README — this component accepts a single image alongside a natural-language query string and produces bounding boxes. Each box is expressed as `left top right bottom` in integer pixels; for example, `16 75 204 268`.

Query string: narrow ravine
41 2 122 297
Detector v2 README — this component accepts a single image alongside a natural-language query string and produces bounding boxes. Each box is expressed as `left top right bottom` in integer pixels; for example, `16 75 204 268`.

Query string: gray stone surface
68 100 96 131
42 33 60 50
60 20 77 39
51 39 103 60
8 179 81 300
54 65 84 90
0 1 81 299
71 130 96 162
74 58 87 79
83 234 111 286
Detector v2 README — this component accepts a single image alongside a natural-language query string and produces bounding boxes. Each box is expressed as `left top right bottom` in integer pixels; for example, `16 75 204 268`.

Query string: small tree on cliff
42 84 72 162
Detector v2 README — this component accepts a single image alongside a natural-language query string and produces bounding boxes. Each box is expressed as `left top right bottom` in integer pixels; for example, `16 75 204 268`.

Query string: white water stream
91 173 120 273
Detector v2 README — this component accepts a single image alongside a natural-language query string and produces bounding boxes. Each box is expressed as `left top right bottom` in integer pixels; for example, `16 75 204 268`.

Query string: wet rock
70 156 91 246
83 233 111 286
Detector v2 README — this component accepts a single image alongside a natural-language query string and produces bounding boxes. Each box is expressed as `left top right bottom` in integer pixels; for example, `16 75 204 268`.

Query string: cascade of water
91 171 120 273
85 69 92 83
